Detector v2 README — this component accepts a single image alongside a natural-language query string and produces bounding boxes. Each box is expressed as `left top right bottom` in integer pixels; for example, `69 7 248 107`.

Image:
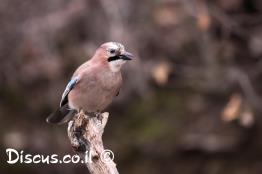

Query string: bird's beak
119 51 133 60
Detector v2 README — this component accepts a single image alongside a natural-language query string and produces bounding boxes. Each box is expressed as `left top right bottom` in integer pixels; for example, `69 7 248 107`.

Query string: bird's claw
96 113 103 123
80 110 103 124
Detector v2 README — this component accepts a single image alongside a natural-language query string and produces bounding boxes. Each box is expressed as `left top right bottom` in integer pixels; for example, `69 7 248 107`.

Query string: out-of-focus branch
99 0 149 96
229 67 262 112
182 0 220 87
67 111 119 174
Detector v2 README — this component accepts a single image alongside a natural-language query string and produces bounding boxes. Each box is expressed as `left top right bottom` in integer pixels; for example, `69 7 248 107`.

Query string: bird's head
93 42 133 72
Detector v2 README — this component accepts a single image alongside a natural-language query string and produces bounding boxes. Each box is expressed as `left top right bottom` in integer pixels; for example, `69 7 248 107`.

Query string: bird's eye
109 49 116 54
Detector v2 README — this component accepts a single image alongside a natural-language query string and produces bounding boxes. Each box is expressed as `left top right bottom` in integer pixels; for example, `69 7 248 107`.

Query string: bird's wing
60 77 79 107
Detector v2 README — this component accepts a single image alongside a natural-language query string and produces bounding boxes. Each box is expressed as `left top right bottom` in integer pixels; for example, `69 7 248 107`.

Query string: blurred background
1 0 262 173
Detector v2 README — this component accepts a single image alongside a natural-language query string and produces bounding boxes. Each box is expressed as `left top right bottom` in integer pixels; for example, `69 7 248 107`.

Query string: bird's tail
46 104 75 125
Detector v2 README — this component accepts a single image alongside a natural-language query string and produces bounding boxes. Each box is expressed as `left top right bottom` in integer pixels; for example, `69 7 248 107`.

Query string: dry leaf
152 61 172 86
221 94 242 122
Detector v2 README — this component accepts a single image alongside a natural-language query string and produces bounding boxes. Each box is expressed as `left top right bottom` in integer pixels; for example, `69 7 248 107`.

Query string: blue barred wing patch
60 77 79 107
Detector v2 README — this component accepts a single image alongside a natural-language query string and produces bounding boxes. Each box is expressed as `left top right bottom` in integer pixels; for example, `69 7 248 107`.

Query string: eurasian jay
46 42 133 124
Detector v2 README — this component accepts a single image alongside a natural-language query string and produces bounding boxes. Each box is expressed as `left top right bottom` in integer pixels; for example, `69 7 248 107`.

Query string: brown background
1 0 262 173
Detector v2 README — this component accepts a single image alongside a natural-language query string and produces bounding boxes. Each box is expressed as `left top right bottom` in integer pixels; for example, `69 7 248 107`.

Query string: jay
47 42 133 124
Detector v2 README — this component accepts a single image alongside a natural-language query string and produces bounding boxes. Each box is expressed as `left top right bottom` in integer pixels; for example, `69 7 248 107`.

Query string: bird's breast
68 70 122 112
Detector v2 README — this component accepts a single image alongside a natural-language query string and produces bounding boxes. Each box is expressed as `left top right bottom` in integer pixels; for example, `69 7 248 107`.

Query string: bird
46 42 133 124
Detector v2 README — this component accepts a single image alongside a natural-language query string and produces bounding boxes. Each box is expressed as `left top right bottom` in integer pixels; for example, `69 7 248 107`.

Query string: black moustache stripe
108 56 121 62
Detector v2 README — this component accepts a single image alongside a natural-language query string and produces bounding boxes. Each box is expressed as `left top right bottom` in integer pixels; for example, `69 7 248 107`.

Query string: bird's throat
108 59 126 72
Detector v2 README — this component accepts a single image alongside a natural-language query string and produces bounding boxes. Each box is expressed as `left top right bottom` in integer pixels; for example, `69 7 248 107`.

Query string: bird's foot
96 112 103 123
84 111 97 118
77 108 85 115
79 110 103 124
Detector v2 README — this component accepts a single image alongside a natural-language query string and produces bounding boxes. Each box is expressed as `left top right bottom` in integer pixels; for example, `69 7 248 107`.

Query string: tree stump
67 110 119 174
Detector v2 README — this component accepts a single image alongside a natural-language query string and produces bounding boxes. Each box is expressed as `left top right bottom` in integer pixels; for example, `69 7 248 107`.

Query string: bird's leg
77 108 82 114
77 108 86 119
84 111 97 117
78 109 83 116
83 111 103 122
83 111 103 125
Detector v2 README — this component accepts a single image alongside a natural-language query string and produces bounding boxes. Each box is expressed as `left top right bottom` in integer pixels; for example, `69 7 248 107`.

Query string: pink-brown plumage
46 42 133 124
68 60 122 112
